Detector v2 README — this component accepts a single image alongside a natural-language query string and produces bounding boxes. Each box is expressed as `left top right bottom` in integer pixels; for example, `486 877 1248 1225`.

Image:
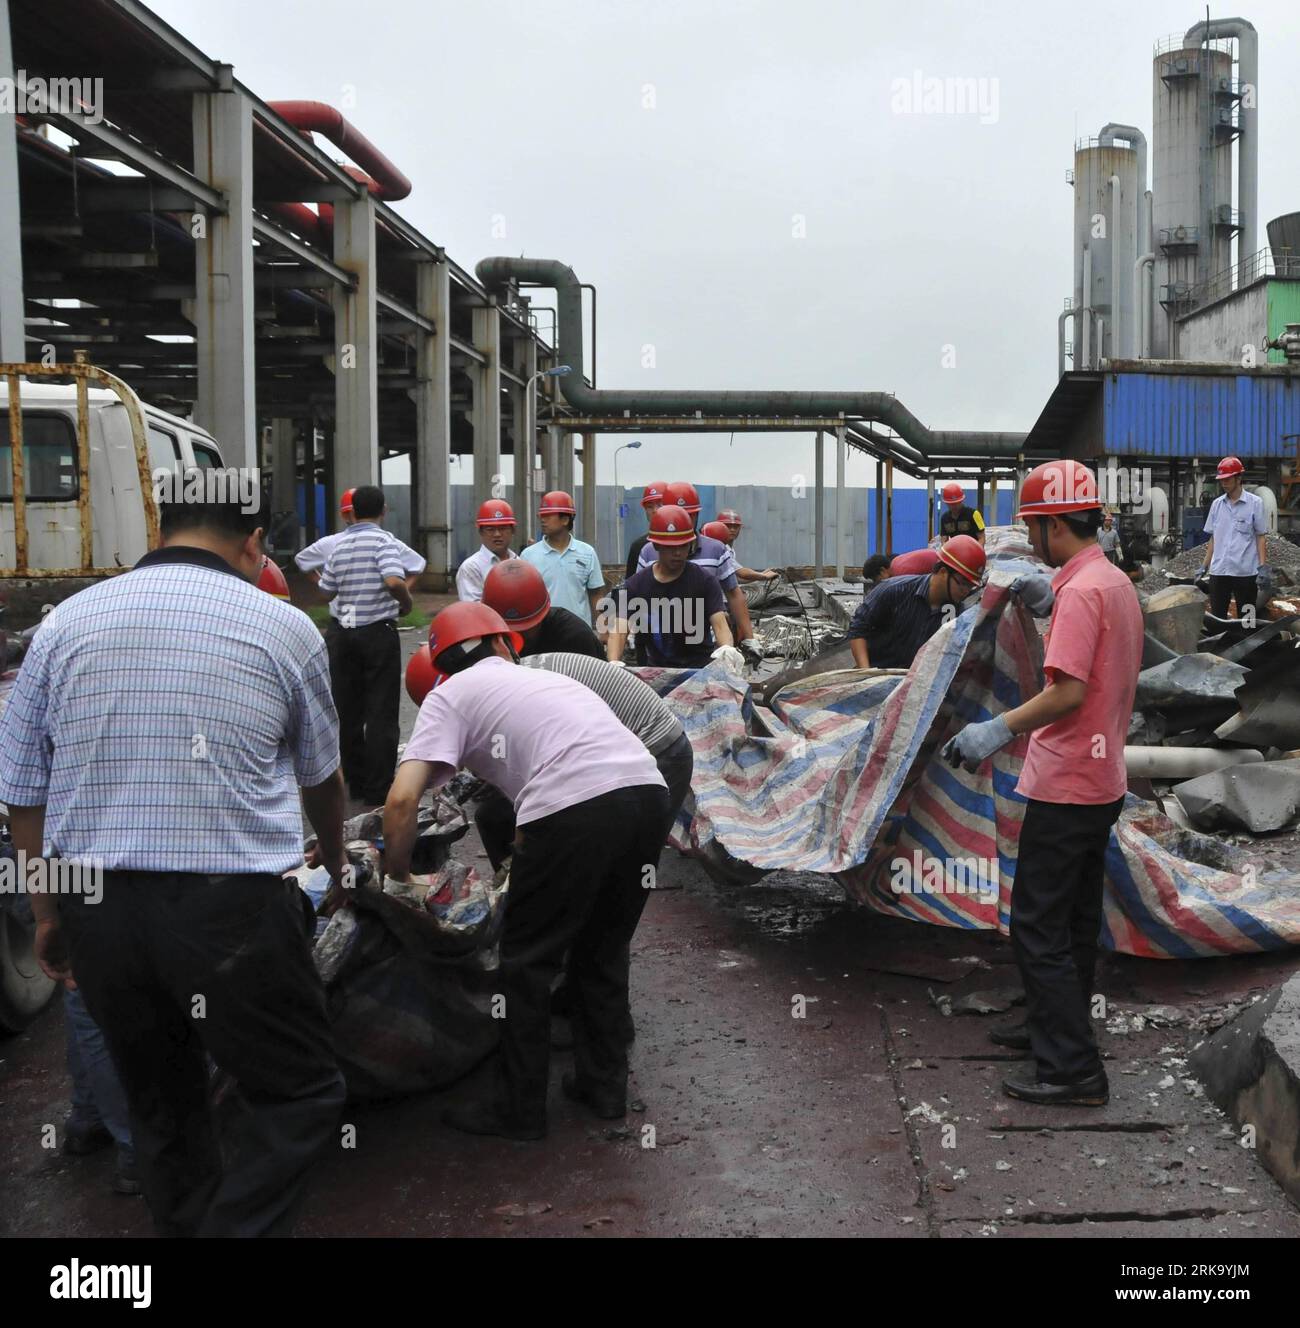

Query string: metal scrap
1174 759 1300 834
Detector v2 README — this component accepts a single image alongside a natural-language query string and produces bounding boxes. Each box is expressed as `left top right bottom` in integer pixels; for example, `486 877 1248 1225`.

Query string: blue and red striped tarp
637 575 1300 959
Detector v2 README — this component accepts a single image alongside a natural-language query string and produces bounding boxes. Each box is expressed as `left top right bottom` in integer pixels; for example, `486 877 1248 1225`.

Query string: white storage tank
1071 141 1139 366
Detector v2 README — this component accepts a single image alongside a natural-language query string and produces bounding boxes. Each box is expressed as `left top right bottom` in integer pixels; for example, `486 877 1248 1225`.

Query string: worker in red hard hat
888 548 939 577
847 534 985 669
456 498 518 602
1199 456 1270 618
482 558 602 659
713 508 779 584
295 486 425 585
625 481 669 581
257 556 290 600
519 491 605 627
943 459 1142 1110
384 600 668 1139
607 505 739 671
404 644 446 704
628 482 762 663
939 481 986 547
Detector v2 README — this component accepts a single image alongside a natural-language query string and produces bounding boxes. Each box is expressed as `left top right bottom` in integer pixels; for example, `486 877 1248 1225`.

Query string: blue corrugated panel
1104 372 1300 458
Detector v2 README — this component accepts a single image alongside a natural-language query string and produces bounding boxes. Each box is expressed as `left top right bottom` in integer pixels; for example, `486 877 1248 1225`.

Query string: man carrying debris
455 499 518 601
1098 512 1123 566
519 490 605 627
482 559 603 660
319 485 412 806
1200 456 1270 619
938 482 986 547
607 505 742 671
384 602 667 1137
1 491 347 1236
846 535 987 669
943 459 1143 1109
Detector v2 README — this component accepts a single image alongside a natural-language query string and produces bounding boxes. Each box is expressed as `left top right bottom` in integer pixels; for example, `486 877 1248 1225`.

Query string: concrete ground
4 591 1299 1238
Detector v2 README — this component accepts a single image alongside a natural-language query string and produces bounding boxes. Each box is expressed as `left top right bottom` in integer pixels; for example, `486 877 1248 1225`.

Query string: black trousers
493 784 668 1126
1011 796 1124 1084
1208 574 1258 619
60 873 345 1238
325 619 400 802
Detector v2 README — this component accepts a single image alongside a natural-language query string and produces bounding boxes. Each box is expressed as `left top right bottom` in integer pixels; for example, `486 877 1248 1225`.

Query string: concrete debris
1135 653 1249 709
1174 759 1300 834
1142 584 1206 656
948 988 1024 1016
1137 533 1300 598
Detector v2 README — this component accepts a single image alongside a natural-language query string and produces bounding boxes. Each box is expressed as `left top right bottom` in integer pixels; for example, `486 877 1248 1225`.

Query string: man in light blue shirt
1200 456 1270 618
519 490 605 626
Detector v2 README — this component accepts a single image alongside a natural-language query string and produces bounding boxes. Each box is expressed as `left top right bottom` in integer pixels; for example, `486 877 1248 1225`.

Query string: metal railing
1 355 157 577
1154 33 1234 57
1188 248 1300 307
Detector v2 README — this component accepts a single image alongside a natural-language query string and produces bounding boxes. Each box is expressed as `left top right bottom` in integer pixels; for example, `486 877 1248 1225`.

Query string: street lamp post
614 440 642 558
526 364 571 535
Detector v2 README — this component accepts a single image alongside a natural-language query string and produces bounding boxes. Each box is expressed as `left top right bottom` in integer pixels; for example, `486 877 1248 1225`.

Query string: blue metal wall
1103 372 1300 458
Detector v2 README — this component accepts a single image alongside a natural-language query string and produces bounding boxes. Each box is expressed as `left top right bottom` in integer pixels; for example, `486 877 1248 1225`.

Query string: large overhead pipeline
269 100 412 201
475 257 1026 461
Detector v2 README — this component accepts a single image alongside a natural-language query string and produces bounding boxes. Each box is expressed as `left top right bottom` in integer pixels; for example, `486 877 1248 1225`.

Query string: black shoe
441 1103 545 1141
1001 1068 1109 1107
112 1156 141 1196
562 1073 626 1121
989 1022 1031 1051
62 1120 113 1157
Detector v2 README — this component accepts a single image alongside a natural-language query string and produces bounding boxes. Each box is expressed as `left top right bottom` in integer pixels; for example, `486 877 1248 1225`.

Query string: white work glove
711 644 746 674
1009 574 1055 618
941 714 1013 772
739 637 766 663
607 658 627 668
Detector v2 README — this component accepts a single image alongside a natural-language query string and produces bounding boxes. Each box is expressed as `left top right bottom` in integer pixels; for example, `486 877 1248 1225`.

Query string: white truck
0 358 226 1030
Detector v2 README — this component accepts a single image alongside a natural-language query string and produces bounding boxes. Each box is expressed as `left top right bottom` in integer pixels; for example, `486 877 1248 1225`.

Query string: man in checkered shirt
0 491 347 1238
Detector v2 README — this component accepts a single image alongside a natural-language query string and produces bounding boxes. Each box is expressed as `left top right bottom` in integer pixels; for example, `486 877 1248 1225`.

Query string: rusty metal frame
2 354 159 577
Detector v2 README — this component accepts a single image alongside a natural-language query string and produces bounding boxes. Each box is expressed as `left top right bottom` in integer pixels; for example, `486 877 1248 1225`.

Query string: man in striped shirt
0 491 346 1237
318 485 412 805
294 487 426 584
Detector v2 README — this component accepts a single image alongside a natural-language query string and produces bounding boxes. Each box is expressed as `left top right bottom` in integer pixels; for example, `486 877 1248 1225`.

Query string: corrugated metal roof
1103 370 1300 458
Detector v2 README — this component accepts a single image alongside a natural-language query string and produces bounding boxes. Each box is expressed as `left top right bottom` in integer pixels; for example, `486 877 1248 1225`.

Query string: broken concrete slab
1143 585 1207 657
1173 760 1300 834
1189 976 1300 1208
949 988 1024 1016
1135 654 1249 710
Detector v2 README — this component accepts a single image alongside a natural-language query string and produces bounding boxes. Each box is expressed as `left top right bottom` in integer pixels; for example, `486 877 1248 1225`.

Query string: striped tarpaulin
636 575 1300 959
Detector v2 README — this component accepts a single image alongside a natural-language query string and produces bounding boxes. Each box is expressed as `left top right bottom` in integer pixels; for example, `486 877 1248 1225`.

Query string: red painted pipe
269 100 412 201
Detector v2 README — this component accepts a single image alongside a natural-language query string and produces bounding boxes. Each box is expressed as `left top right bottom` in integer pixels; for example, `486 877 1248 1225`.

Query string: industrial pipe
1124 746 1263 779
1100 123 1148 356
1108 174 1122 360
1186 18 1257 268
475 257 1026 459
1058 307 1075 377
269 100 412 201
1134 252 1154 359
1081 247 1093 368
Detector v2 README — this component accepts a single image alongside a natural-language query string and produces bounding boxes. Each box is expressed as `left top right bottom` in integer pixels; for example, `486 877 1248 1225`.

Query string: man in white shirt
384 601 667 1140
295 487 426 586
455 499 518 601
1200 456 1270 618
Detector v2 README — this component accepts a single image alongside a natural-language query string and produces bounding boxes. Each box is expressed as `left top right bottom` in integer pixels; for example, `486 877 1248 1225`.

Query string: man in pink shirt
383 601 667 1139
943 460 1142 1108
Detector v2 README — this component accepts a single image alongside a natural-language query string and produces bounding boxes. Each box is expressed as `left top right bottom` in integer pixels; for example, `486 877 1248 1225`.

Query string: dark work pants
654 733 694 844
1011 797 1124 1084
60 873 345 1238
325 619 400 802
1208 574 1258 619
494 784 668 1126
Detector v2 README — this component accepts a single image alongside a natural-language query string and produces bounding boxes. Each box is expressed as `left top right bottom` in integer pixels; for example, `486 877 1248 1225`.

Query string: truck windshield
0 413 79 501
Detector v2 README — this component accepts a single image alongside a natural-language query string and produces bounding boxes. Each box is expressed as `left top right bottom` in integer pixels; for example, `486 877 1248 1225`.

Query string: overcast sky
154 0 1300 489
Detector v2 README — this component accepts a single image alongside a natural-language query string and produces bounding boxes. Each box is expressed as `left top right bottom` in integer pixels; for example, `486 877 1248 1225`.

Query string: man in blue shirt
1200 456 1270 618
847 536 986 669
519 490 606 627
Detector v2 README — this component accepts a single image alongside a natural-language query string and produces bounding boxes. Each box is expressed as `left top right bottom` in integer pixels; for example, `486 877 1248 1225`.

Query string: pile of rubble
1136 533 1300 606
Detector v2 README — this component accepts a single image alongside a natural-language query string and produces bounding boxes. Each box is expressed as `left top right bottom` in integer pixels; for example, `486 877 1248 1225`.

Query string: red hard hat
482 558 550 632
476 499 516 527
1216 455 1244 479
664 480 701 515
889 548 938 577
427 600 523 672
1015 460 1103 518
641 481 669 508
941 482 965 504
648 504 696 546
538 490 576 516
340 488 355 515
701 520 732 543
405 645 448 705
717 508 742 528
936 534 986 586
257 556 290 599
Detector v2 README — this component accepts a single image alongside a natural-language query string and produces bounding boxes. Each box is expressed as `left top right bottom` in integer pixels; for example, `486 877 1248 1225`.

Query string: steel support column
885 458 895 555
926 472 935 543
580 432 597 546
874 460 883 556
192 81 255 468
331 194 380 489
471 303 501 511
415 257 452 587
835 424 846 579
813 430 824 577
558 432 576 498
0 0 23 360
270 417 296 536
518 337 538 526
